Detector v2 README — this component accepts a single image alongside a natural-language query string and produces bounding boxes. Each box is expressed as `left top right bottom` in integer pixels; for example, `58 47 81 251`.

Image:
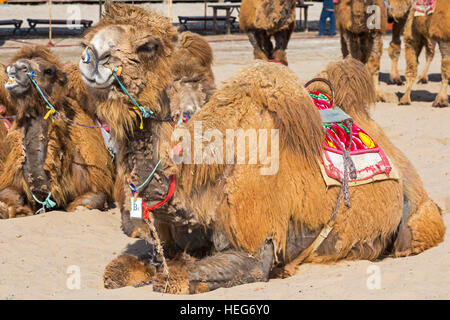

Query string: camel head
5 46 67 118
79 2 177 101
79 1 178 140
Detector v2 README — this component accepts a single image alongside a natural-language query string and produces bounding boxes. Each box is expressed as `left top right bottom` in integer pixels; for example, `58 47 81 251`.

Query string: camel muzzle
5 61 31 95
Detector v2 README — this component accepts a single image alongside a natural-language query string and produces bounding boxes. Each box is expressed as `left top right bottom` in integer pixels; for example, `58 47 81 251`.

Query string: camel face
6 57 66 111
171 79 206 125
79 26 125 92
80 24 162 102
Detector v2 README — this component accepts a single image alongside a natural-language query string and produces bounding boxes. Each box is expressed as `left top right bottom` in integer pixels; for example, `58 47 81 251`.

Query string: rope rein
110 66 173 129
31 191 56 215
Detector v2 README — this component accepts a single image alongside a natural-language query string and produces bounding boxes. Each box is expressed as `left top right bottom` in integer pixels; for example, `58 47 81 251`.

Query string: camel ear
136 39 160 61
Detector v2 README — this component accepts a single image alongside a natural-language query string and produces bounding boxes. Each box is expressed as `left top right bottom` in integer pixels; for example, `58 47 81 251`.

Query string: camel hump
177 32 213 68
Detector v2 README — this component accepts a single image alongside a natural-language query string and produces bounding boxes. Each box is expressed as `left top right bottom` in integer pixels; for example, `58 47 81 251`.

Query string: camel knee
103 254 156 289
154 240 274 294
394 200 445 257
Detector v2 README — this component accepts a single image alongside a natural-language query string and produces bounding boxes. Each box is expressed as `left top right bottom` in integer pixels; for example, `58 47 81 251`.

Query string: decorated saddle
414 0 436 16
307 81 399 187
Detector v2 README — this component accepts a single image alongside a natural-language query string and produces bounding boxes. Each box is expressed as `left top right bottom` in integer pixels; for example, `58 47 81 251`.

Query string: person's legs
319 9 327 36
329 11 336 36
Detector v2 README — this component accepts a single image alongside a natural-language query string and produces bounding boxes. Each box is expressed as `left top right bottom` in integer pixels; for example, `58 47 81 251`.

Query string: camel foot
103 254 156 289
121 208 150 238
0 201 33 219
432 96 449 108
417 75 429 84
376 91 386 102
399 94 412 105
272 49 288 66
67 192 107 211
154 240 274 294
253 49 268 61
388 75 403 85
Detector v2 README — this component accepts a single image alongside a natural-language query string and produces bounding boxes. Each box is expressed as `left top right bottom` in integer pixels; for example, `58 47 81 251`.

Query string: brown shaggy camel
399 0 449 107
386 0 435 85
0 63 15 171
0 46 115 219
79 3 444 293
169 31 216 125
335 0 388 101
239 0 296 65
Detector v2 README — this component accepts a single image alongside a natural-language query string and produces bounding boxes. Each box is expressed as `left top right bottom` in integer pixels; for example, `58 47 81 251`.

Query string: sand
0 2 449 300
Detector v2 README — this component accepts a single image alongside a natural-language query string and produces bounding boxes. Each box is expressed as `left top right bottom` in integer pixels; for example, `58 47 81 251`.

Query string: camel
399 0 449 107
0 63 15 173
0 46 115 219
79 3 444 293
385 0 435 85
169 31 216 125
239 0 296 65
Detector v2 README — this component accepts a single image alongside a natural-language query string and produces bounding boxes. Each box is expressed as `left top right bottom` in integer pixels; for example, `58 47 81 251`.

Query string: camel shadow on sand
379 72 442 85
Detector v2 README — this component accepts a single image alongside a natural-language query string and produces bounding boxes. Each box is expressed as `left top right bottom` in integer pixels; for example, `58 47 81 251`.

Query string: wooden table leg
213 8 217 33
304 7 308 32
226 8 231 34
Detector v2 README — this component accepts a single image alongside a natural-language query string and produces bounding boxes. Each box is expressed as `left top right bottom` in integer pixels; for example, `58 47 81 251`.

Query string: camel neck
22 116 52 211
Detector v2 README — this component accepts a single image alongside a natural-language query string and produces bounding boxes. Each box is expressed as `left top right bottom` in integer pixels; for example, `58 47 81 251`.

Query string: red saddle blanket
414 0 436 16
310 92 398 186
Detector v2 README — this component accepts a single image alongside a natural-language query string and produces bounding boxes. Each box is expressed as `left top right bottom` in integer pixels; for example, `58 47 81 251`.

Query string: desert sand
0 2 449 300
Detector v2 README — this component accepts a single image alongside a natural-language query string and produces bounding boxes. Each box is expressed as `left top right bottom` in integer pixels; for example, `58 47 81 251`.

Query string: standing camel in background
400 0 449 107
239 0 296 65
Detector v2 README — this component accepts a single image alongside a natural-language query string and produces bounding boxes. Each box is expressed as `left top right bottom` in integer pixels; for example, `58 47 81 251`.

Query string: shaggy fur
0 63 14 172
400 0 450 107
334 0 387 101
86 3 444 295
0 46 114 219
239 0 296 65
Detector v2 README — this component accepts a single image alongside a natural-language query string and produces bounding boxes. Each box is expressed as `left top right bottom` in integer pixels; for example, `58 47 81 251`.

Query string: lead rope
282 79 357 275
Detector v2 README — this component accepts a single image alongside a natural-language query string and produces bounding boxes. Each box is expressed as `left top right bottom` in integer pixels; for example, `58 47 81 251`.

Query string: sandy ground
0 3 449 300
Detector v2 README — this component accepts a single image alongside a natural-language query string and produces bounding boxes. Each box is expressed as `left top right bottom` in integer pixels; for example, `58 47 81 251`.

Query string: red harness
142 175 176 219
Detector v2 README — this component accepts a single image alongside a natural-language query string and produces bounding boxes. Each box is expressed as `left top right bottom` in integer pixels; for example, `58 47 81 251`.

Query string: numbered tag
130 197 143 218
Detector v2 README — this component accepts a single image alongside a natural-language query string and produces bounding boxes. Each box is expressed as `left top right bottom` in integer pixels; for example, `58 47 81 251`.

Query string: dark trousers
319 9 336 36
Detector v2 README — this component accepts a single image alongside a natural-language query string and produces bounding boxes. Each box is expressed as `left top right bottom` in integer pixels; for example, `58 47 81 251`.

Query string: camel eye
44 68 53 76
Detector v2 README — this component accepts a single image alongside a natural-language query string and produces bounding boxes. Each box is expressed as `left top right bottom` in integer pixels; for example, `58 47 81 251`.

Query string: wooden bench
178 16 236 31
0 19 23 34
27 19 93 33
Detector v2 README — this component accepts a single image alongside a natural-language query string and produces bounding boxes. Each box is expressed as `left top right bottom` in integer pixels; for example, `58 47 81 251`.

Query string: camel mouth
81 73 115 90
5 76 30 94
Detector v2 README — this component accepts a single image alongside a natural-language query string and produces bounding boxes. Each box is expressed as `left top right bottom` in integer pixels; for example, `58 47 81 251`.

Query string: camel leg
393 199 445 257
388 18 406 85
367 33 385 102
343 30 361 61
152 242 274 294
417 40 436 84
67 192 107 211
247 31 268 61
399 38 423 105
0 188 33 219
273 22 295 65
432 40 450 108
340 31 349 58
